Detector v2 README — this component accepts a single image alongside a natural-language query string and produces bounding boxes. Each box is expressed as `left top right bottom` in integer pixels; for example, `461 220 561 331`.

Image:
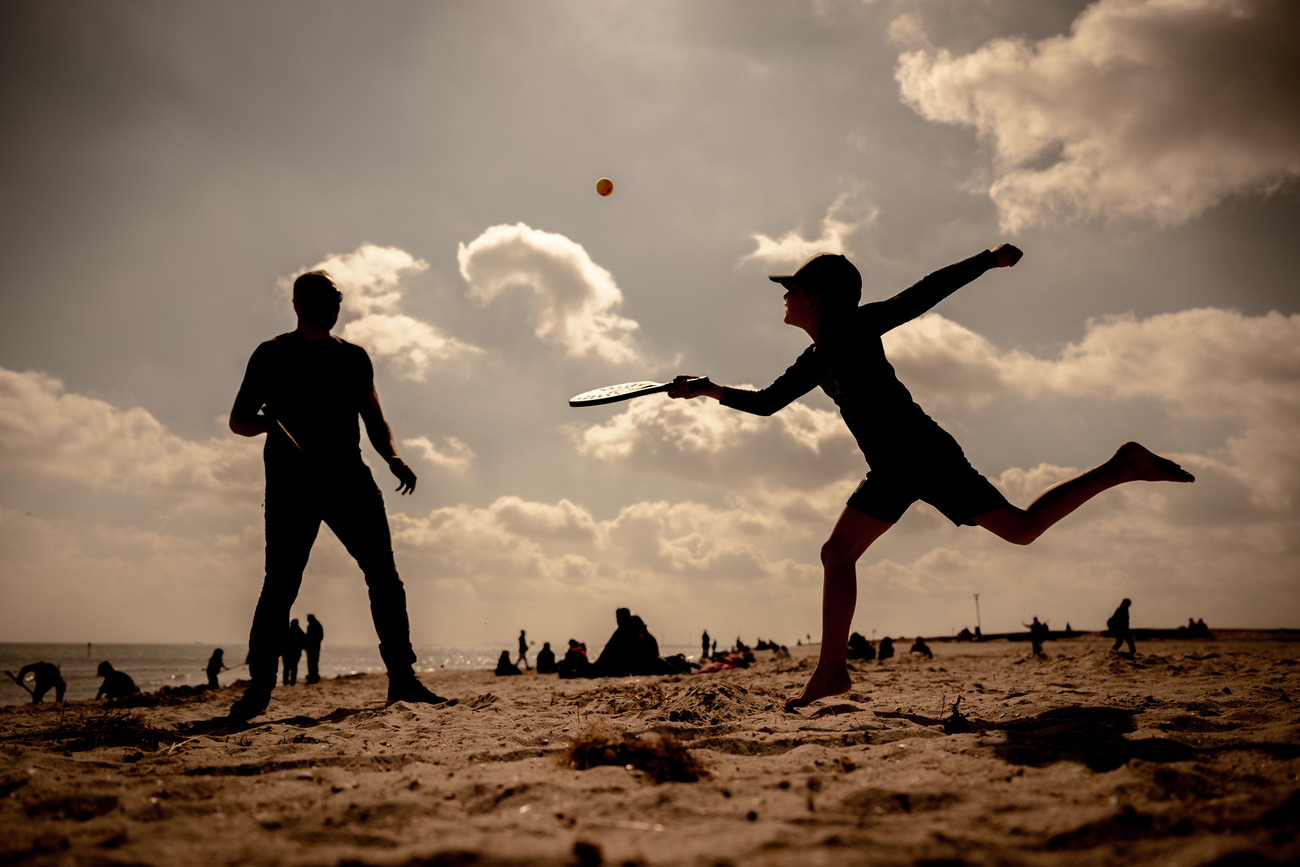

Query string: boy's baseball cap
769 253 861 305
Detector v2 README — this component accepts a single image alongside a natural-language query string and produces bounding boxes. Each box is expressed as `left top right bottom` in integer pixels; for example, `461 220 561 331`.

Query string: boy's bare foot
1114 442 1195 483
784 666 852 710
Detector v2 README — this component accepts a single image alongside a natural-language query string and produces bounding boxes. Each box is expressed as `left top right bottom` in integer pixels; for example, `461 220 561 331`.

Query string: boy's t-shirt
721 250 996 472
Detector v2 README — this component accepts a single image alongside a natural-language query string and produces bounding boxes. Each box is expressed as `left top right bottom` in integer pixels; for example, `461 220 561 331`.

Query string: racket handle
683 376 712 395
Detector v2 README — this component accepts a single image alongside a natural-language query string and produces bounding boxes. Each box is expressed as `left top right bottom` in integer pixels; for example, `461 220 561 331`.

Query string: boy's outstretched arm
871 243 1024 333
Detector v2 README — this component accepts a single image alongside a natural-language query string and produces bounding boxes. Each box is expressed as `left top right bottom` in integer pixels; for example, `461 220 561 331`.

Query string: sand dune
2 635 1297 866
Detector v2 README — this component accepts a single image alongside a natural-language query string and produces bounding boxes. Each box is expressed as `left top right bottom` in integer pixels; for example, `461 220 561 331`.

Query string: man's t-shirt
233 332 374 471
720 250 995 472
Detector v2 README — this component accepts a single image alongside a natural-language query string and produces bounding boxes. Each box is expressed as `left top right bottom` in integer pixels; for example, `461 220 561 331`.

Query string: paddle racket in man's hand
569 377 712 407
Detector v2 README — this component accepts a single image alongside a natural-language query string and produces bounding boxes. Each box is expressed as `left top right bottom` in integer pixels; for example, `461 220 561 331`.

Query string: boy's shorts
846 458 1010 527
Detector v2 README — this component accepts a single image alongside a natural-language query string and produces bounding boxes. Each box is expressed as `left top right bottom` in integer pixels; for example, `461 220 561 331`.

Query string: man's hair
293 270 339 302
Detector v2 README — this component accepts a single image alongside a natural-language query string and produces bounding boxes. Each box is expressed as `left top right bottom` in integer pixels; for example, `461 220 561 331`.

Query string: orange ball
596 177 613 197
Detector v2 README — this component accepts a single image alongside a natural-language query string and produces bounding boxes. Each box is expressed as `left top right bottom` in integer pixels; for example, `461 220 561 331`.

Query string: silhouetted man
227 270 450 720
13 662 65 703
1108 598 1136 654
701 629 711 662
283 618 305 685
304 614 324 684
96 661 138 700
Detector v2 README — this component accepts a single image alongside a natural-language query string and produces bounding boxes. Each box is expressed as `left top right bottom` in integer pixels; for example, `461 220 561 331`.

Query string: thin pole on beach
974 594 982 632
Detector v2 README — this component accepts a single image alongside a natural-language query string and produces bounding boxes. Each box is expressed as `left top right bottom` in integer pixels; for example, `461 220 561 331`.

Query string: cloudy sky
2 0 1297 650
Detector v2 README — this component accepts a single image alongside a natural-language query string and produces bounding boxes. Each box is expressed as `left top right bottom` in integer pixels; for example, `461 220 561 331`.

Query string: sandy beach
2 634 1297 866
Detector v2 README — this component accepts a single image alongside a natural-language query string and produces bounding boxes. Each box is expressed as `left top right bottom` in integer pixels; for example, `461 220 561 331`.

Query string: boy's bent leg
787 507 893 710
974 442 1194 545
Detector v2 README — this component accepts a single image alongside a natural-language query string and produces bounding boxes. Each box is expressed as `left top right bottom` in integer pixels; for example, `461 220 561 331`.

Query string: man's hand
387 458 417 495
992 243 1024 268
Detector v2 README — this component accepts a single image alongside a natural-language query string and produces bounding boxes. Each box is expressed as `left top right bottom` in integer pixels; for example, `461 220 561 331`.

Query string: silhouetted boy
669 246 1193 708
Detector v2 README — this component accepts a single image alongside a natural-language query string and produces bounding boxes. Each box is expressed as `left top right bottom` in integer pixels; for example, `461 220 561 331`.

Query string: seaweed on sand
3 708 180 752
567 724 704 783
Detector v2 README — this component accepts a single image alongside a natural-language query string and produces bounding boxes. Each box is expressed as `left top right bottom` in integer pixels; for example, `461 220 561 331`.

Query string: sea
0 641 701 707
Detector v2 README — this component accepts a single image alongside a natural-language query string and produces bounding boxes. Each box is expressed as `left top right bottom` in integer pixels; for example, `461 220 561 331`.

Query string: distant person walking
701 629 711 662
1024 617 1049 655
9 662 66 704
516 630 531 671
668 245 1193 709
304 614 324 684
283 619 305 685
95 661 138 700
227 270 451 720
1108 598 1136 654
206 649 226 689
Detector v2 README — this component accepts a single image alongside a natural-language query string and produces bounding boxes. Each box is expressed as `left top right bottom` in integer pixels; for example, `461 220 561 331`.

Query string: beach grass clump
567 724 704 783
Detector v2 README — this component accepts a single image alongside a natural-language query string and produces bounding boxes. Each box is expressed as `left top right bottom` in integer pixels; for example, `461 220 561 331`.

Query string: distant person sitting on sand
516 630 531 671
1023 617 1049 655
283 619 305 685
10 662 66 704
95 661 138 700
495 650 522 676
910 636 933 659
558 640 590 679
847 632 876 661
304 614 324 685
1107 598 1136 654
666 244 1194 710
877 636 895 661
957 627 974 642
206 649 226 689
535 642 557 674
592 608 673 677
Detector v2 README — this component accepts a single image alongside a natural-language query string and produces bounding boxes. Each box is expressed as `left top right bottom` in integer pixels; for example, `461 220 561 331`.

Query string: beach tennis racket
569 376 712 407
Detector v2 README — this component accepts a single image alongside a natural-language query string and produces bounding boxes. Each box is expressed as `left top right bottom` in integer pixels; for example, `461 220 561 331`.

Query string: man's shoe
386 676 454 707
228 687 271 722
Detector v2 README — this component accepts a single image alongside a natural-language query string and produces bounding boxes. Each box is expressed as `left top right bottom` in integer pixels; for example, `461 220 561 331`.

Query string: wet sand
2 634 1297 866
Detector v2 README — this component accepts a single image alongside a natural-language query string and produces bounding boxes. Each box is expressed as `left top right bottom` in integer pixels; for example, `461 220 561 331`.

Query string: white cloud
286 243 483 380
741 193 877 267
571 389 860 492
0 367 261 503
283 243 429 317
457 223 644 365
894 0 1300 230
340 314 482 382
884 307 1300 510
403 434 476 473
